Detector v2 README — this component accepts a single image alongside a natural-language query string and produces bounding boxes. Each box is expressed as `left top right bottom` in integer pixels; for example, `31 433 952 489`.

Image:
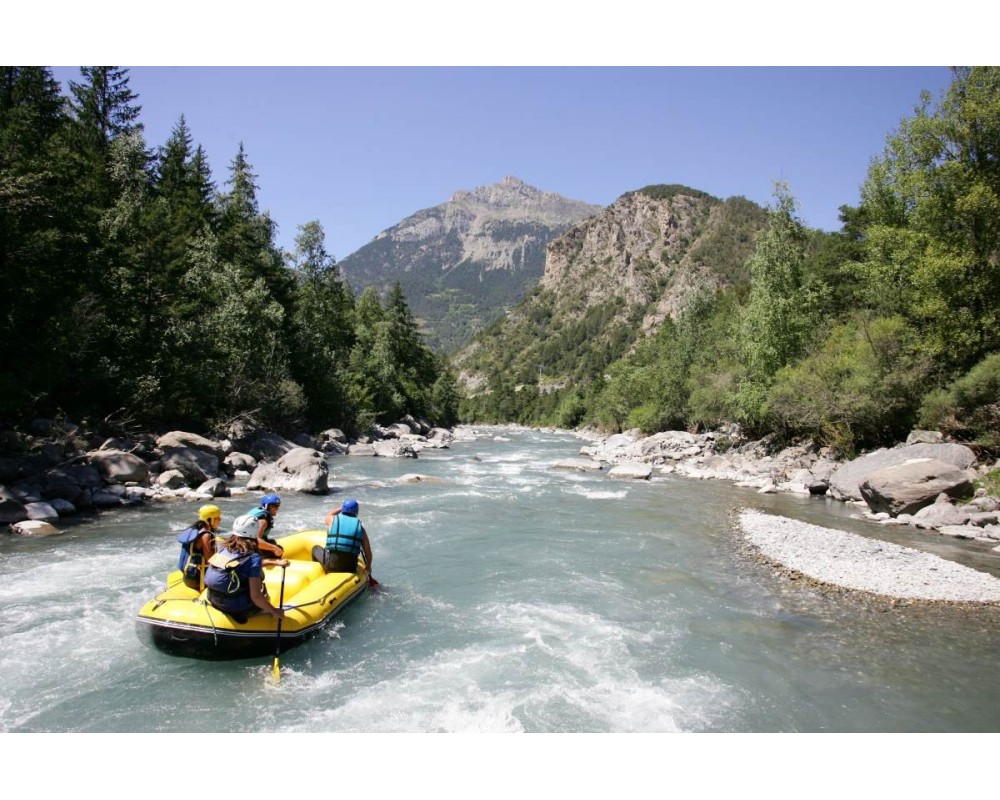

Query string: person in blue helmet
204 514 289 624
245 493 284 559
313 498 373 575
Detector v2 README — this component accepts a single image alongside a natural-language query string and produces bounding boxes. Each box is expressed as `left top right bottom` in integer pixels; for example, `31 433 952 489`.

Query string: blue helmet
260 493 281 508
341 498 359 516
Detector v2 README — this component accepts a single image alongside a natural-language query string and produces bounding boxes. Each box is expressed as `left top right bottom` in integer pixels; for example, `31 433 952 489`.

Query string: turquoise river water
2 426 999 734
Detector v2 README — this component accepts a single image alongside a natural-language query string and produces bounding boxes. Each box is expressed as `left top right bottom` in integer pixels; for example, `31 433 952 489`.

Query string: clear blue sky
48 66 953 261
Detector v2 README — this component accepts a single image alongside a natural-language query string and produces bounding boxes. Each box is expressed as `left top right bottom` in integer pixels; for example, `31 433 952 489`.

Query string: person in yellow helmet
177 504 222 590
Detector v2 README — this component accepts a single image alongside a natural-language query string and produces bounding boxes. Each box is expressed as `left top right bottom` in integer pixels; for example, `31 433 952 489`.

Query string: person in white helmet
203 514 289 624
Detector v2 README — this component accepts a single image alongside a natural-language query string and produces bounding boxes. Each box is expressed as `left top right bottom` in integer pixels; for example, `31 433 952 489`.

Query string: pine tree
288 220 356 426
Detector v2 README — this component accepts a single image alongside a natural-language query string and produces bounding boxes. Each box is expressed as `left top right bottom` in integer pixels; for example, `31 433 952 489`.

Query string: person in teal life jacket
204 514 289 624
176 504 222 590
313 498 373 575
245 493 285 559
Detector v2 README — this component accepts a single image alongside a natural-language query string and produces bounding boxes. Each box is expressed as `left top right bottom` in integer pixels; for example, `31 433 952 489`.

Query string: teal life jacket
326 513 364 555
247 506 273 538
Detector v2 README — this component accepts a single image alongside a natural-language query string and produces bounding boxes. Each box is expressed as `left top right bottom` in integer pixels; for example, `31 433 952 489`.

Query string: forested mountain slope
454 185 768 421
338 176 601 353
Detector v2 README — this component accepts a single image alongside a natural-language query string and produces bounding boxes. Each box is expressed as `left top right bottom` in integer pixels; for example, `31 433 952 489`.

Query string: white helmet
232 514 259 539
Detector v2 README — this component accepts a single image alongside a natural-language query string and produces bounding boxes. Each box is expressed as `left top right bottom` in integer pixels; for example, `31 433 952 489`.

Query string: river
2 426 999 736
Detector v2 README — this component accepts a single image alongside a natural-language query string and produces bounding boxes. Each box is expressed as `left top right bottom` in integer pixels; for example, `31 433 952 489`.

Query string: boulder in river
860 458 975 516
829 443 976 502
247 447 329 494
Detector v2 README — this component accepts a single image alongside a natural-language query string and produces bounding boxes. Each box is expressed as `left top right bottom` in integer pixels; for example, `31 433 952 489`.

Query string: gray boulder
24 501 59 521
292 433 321 450
551 458 603 472
372 441 418 458
11 519 59 536
829 443 977 502
156 469 187 489
912 493 974 527
347 443 377 456
319 428 347 444
0 484 27 524
906 429 944 445
608 462 653 480
247 447 329 494
224 452 257 472
49 498 77 516
157 431 226 458
196 478 230 497
88 450 150 484
860 459 975 516
160 447 219 487
248 432 296 462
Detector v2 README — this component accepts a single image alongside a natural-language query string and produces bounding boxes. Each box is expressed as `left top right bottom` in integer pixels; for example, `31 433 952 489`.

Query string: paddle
271 565 287 685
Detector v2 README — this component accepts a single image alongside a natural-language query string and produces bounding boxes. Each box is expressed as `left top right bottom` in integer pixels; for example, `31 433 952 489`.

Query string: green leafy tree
856 66 1000 374
736 182 811 428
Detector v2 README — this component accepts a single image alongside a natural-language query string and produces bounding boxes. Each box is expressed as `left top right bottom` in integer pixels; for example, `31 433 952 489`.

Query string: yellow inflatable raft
135 529 370 660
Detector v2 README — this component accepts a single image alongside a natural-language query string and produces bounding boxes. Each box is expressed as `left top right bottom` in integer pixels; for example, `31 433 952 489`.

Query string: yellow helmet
198 504 222 523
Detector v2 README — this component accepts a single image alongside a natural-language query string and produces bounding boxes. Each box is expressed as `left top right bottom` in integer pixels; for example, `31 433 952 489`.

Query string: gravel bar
738 509 1000 603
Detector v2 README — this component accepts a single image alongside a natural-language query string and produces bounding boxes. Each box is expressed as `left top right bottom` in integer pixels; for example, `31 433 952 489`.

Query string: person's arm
361 529 372 572
197 531 215 559
248 576 284 618
256 518 284 557
262 557 290 568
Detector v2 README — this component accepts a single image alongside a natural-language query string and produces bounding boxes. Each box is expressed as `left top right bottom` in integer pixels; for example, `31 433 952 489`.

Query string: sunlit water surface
2 427 999 733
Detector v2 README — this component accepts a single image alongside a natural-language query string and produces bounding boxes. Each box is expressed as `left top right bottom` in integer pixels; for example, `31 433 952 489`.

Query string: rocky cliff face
338 177 601 353
452 185 768 392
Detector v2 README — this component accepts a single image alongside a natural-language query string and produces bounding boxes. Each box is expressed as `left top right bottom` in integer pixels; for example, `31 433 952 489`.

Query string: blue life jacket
176 525 206 579
204 548 254 611
326 513 364 555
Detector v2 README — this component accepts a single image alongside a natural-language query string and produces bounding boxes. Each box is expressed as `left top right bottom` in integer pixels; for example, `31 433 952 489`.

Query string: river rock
156 469 187 489
910 493 973 527
906 429 944 445
11 519 59 536
160 447 219 487
247 447 329 494
551 458 603 472
292 433 321 450
49 498 76 516
224 452 257 472
248 432 296 462
196 478 229 497
24 501 59 521
829 443 977 502
319 428 347 445
156 431 226 458
88 449 151 484
608 462 652 480
347 443 377 456
860 459 975 516
372 441 418 458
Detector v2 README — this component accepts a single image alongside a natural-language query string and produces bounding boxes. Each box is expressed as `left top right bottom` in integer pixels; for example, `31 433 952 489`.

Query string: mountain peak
449 176 539 207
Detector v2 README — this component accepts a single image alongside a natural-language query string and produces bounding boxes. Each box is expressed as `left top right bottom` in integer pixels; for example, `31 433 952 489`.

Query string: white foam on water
479 601 736 732
280 643 527 733
566 486 629 500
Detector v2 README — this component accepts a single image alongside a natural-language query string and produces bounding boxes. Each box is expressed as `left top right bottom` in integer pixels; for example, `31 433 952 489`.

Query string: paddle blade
271 657 280 685
368 575 380 589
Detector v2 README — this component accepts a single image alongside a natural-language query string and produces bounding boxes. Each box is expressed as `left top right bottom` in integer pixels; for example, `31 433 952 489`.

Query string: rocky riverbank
552 423 1000 603
1 416 465 535
563 426 1000 551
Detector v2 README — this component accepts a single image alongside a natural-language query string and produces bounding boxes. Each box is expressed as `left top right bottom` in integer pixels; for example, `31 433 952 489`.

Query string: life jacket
247 507 273 539
326 513 364 555
176 525 207 580
203 548 253 602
